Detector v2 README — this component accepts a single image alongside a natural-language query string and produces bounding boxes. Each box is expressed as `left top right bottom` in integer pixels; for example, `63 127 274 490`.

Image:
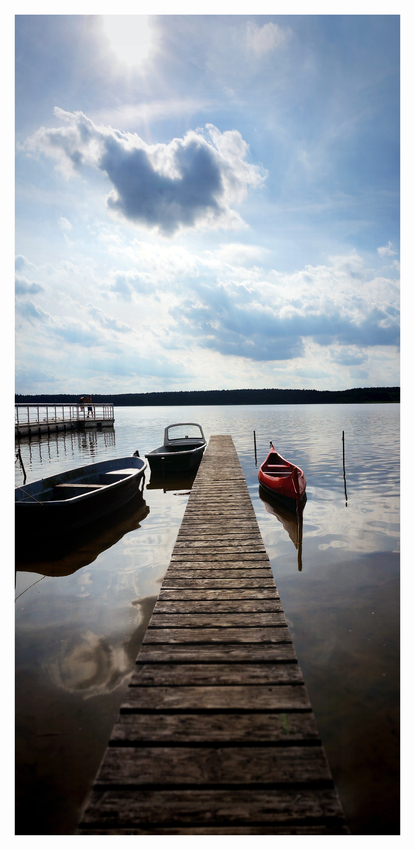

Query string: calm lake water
15 404 400 835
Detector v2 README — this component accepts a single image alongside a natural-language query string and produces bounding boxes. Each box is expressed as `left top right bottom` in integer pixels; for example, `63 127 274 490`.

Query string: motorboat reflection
15 490 149 577
146 468 198 493
259 484 306 571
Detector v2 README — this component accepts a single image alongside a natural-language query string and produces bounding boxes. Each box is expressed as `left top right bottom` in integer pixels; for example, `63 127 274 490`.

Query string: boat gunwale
145 441 206 458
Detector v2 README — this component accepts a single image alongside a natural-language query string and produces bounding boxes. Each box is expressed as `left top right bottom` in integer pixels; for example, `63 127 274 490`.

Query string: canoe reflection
146 468 197 493
15 490 149 577
259 485 306 571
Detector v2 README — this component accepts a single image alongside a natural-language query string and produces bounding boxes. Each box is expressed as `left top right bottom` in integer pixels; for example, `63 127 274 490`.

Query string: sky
14 8 401 395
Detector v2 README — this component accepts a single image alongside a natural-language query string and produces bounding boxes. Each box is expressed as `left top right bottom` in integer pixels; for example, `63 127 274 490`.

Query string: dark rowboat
258 443 306 512
145 423 206 473
15 455 147 541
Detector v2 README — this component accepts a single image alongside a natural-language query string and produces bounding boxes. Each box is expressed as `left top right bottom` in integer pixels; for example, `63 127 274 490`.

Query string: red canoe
258 443 306 512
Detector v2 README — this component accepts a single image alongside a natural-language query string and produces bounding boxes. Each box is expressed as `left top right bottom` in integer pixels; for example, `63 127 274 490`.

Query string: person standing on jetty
78 395 93 417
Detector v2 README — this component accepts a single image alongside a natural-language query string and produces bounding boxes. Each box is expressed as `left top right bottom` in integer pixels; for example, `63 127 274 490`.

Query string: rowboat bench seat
103 469 138 476
55 483 107 489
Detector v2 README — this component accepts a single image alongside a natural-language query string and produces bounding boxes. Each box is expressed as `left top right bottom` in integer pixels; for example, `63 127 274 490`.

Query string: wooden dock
77 436 348 834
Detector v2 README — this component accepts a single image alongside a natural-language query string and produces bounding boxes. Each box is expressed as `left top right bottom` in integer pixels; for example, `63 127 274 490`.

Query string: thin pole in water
253 431 257 466
342 430 348 506
16 446 27 484
293 468 303 571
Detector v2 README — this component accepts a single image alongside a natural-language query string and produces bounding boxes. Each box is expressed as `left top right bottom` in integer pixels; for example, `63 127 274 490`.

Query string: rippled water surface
15 404 400 835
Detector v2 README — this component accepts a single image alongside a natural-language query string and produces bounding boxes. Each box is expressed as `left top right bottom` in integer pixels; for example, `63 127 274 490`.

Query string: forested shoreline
15 387 400 405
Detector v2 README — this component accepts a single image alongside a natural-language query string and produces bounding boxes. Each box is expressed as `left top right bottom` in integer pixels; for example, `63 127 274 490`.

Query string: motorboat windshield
164 423 205 445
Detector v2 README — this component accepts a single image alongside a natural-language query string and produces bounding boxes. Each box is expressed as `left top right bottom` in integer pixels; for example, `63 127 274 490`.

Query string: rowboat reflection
259 485 306 571
15 490 149 577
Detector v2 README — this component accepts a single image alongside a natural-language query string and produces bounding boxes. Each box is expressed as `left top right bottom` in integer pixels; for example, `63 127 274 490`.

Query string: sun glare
102 15 153 66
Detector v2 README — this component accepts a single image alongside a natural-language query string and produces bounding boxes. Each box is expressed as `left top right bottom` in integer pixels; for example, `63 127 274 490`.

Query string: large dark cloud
22 110 265 235
102 136 223 234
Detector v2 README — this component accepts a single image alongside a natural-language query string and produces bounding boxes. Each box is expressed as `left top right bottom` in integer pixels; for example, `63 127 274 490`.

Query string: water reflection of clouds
258 485 399 573
318 540 348 550
77 570 92 598
47 629 136 699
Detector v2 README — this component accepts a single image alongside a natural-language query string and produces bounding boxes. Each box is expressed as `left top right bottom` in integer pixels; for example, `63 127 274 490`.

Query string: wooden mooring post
77 435 348 835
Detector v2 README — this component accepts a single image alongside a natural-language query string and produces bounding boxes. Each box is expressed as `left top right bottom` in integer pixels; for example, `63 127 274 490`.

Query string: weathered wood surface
78 435 348 834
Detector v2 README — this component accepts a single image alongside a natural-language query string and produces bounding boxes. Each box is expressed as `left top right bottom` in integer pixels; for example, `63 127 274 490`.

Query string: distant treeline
15 387 400 406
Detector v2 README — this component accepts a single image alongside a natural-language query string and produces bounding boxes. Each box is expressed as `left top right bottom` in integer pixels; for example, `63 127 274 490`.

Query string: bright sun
102 15 153 66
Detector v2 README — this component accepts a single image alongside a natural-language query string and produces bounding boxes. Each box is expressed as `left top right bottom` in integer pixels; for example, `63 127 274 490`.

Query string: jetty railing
15 403 115 437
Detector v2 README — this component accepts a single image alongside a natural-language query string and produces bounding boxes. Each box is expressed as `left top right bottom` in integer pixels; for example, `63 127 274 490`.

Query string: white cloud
377 241 397 257
86 303 134 334
245 22 287 56
15 275 44 296
59 216 73 232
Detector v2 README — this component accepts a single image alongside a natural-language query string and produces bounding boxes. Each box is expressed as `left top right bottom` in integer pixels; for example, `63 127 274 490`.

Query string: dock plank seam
77 435 348 834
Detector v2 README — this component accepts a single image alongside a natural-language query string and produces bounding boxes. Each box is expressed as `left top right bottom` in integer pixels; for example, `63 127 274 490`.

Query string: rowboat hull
258 445 306 512
15 455 147 541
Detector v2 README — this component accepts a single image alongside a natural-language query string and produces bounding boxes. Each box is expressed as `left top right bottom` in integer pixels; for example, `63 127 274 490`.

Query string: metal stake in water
342 430 348 506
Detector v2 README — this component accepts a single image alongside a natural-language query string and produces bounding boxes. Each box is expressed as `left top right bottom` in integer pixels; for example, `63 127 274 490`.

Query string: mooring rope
15 485 45 505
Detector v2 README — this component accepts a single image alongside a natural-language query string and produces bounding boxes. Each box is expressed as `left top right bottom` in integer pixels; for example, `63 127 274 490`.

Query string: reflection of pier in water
15 491 149 576
14 426 116 485
259 485 306 571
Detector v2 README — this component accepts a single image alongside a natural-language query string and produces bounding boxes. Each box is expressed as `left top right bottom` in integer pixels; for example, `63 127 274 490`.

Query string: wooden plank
178 513 258 534
166 560 274 572
162 570 275 581
177 528 261 536
157 588 280 600
120 685 311 711
94 745 330 785
172 544 267 553
129 663 303 686
79 787 345 828
163 573 275 591
153 600 284 613
147 613 287 628
78 827 349 835
173 536 265 545
142 627 291 644
170 553 270 562
109 711 319 743
183 506 256 514
137 645 297 663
